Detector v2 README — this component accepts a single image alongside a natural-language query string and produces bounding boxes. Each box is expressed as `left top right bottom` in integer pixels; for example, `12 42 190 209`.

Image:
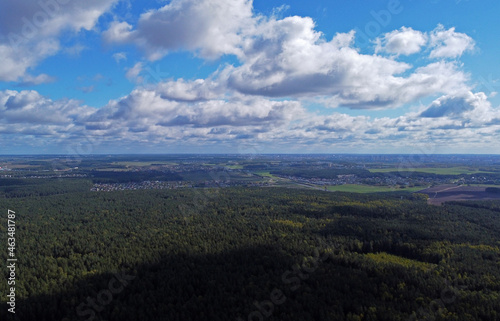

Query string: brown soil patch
419 185 500 205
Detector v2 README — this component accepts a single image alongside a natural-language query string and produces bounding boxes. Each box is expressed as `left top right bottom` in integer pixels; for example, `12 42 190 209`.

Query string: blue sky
0 0 499 154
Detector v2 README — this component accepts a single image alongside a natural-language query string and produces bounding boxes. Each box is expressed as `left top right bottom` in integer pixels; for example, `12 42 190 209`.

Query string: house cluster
276 174 359 186
276 173 448 189
91 180 189 192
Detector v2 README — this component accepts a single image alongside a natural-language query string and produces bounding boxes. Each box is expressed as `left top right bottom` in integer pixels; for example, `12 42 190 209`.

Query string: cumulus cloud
0 90 94 125
226 18 469 109
420 93 478 118
103 0 254 60
429 24 475 58
1 86 499 153
90 82 499 151
420 91 500 126
157 78 223 102
375 27 427 56
102 1 477 110
0 0 117 81
0 41 59 82
375 25 475 59
86 84 302 132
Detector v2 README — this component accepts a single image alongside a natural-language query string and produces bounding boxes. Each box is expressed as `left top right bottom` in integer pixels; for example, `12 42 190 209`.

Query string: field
326 184 425 193
225 164 244 169
253 171 277 178
94 167 131 171
368 166 493 175
420 184 500 205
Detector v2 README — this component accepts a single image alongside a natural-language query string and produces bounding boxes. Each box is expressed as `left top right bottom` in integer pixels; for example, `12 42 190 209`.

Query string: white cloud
375 27 427 56
157 78 223 102
0 90 94 125
226 18 470 109
102 2 478 111
420 91 500 126
87 84 302 131
1 87 499 153
125 62 144 84
0 41 59 82
420 93 479 118
0 0 118 81
103 21 134 45
103 0 254 60
429 24 475 58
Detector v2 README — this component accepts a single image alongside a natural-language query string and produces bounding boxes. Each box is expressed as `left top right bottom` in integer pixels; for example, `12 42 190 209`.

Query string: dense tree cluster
0 179 92 198
0 180 499 320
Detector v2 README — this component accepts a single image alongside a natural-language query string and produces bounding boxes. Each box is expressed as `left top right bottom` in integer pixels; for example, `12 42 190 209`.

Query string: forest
1 174 500 321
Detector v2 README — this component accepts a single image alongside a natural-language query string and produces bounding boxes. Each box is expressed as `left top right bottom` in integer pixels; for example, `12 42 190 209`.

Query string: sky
0 0 499 155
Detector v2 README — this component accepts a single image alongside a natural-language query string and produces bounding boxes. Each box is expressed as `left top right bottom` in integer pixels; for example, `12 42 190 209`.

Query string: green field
94 167 131 172
369 166 492 175
327 184 426 193
225 164 244 169
254 171 276 178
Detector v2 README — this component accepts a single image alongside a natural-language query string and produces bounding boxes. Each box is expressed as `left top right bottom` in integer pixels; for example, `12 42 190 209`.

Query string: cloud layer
104 4 476 110
0 0 498 153
2 82 499 153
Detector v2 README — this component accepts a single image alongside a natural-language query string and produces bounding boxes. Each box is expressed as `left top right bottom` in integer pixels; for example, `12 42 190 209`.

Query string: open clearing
254 171 277 178
419 184 500 205
225 164 244 169
365 252 435 271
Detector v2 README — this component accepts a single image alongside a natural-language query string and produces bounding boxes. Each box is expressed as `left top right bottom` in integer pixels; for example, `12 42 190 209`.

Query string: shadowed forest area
1 180 500 320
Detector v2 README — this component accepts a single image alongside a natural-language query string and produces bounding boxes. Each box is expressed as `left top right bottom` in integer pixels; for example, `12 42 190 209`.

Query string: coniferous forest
1 182 500 320
1 155 500 320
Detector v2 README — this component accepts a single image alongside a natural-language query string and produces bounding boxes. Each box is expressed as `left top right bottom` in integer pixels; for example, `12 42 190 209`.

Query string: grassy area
225 165 244 169
93 168 131 172
326 184 426 193
365 252 435 271
254 171 276 178
369 167 492 175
